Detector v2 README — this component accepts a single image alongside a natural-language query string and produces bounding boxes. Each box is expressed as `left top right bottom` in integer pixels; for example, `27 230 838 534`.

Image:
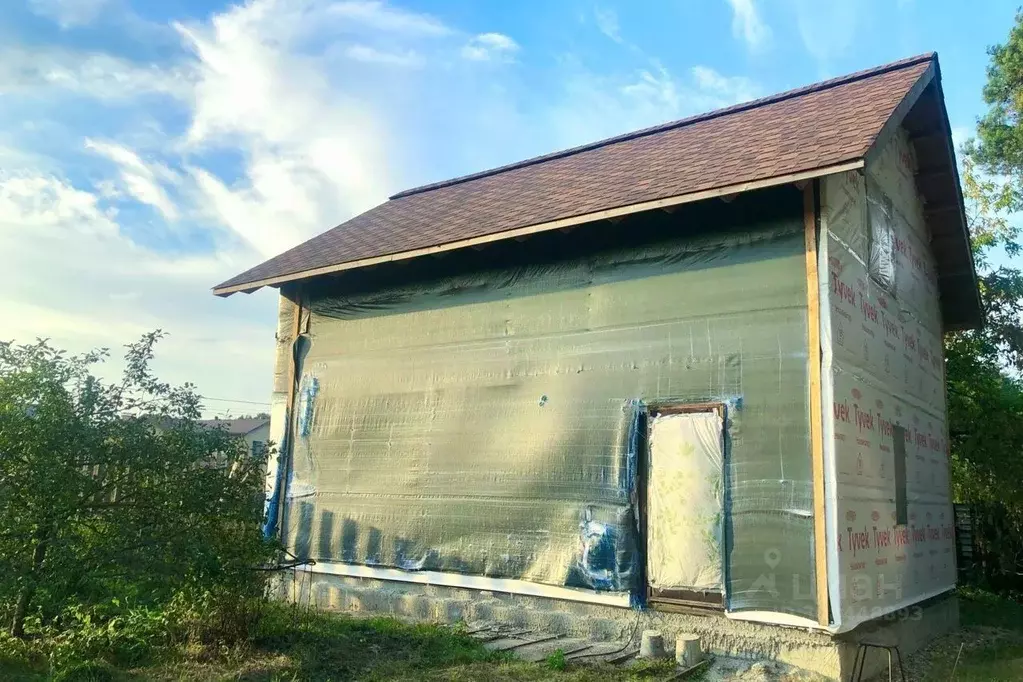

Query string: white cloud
0 172 277 411
690 65 759 105
0 46 191 100
344 44 423 67
175 0 396 257
461 33 519 62
790 0 859 66
189 160 331 259
726 0 772 52
85 139 180 220
325 1 451 36
0 174 117 237
548 61 760 148
29 0 111 28
621 66 682 115
594 7 623 43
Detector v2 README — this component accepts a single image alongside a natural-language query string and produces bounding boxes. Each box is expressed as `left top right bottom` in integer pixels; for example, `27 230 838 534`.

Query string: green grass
14 589 1023 681
905 588 1023 682
916 639 1023 682
958 585 1023 629
0 604 681 682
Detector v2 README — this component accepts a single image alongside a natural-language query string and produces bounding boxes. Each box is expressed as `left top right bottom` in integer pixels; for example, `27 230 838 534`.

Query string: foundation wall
280 569 957 680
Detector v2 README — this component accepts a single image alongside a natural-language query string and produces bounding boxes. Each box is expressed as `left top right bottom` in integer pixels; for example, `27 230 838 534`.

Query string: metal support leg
851 642 906 682
849 644 865 682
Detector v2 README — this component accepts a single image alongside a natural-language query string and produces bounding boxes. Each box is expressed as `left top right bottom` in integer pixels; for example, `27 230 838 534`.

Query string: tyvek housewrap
278 215 817 616
820 130 955 633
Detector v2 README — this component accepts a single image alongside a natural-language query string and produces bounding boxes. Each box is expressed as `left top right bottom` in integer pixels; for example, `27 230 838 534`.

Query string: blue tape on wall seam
570 400 644 599
297 377 320 437
262 423 287 539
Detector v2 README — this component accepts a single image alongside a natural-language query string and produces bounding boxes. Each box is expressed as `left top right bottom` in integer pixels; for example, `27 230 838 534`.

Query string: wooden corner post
803 180 829 627
274 284 304 545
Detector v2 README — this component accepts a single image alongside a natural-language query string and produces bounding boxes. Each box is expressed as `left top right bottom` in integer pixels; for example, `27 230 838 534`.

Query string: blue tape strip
262 425 287 539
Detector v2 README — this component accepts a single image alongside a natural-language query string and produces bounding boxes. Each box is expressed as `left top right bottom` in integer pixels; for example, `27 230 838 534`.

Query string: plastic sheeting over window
278 214 816 616
867 188 897 294
647 411 724 592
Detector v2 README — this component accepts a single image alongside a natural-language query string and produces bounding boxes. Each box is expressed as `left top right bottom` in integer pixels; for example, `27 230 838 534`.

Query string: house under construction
214 53 978 678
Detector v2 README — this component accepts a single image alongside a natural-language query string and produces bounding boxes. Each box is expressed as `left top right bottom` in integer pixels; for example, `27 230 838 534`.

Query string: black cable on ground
568 607 645 661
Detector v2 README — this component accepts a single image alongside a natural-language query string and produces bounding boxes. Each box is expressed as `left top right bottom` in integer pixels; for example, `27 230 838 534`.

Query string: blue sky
0 0 1018 415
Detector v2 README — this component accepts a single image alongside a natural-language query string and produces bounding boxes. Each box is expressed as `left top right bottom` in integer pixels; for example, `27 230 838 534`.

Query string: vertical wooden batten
804 180 829 627
275 285 304 545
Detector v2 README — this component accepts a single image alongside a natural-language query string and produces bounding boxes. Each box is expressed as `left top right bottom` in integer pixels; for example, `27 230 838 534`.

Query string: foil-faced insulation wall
275 208 816 616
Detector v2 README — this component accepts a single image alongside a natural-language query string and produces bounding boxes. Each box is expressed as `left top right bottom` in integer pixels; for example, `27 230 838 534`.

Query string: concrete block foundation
280 570 958 680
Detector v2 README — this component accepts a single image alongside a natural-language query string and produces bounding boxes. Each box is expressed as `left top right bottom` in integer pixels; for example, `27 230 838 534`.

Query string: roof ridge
390 52 936 201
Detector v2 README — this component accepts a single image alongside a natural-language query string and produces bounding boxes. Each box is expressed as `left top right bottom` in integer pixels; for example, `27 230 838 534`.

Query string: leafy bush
42 601 171 667
0 332 277 668
51 660 117 682
545 648 567 671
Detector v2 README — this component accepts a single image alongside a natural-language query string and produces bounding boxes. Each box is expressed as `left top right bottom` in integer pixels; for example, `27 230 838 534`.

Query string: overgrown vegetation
902 588 1023 681
0 332 276 673
0 600 684 681
0 334 684 681
951 8 1023 594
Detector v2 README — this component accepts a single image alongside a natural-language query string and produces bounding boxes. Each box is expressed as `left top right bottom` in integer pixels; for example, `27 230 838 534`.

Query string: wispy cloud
0 170 275 409
790 0 859 67
174 1 397 258
0 46 191 100
594 7 623 43
325 0 451 37
344 44 423 67
725 0 772 52
85 139 180 221
461 33 519 62
950 125 971 158
28 0 111 28
690 66 759 105
549 60 760 148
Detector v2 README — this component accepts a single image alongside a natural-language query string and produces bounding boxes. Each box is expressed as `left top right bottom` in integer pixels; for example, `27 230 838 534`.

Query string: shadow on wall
286 404 647 592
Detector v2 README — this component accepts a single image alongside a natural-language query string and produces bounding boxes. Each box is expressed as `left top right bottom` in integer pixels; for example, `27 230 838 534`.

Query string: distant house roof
199 418 269 437
213 52 980 330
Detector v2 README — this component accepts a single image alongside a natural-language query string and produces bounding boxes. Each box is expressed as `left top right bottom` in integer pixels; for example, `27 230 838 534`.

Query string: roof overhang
213 53 982 333
865 60 982 331
212 159 866 297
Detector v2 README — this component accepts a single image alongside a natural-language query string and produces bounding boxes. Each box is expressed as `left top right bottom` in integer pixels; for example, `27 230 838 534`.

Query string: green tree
948 161 1023 509
0 332 274 639
951 9 1023 517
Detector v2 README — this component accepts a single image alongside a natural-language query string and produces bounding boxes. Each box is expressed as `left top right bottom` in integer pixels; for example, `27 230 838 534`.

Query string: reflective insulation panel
278 187 816 616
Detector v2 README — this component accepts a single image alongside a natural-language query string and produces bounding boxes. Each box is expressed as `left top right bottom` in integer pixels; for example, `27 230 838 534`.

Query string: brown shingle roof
214 54 936 295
